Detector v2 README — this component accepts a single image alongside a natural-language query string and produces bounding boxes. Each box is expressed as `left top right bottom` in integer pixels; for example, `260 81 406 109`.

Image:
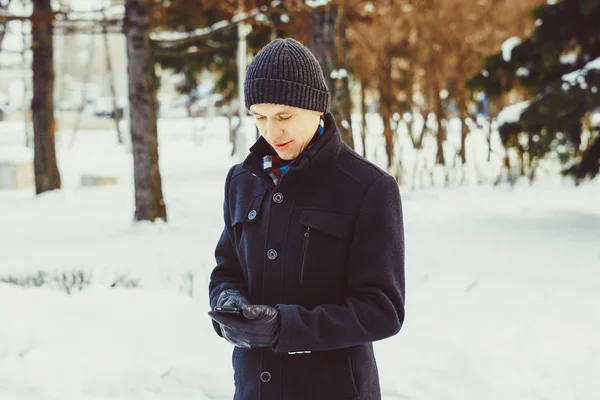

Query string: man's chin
275 150 297 161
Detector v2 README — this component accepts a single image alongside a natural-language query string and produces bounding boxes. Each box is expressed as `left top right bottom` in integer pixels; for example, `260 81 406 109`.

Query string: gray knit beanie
244 38 330 113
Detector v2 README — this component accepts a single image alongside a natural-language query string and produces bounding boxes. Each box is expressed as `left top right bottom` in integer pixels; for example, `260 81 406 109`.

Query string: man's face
250 104 323 160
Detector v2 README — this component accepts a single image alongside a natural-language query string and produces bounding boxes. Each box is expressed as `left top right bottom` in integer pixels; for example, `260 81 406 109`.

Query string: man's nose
266 119 283 142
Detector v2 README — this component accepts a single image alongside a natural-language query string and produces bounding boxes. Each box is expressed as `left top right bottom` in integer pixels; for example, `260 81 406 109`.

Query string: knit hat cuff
245 78 330 113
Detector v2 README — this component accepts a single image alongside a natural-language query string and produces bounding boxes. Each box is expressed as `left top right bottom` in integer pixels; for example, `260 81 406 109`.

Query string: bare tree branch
151 0 281 49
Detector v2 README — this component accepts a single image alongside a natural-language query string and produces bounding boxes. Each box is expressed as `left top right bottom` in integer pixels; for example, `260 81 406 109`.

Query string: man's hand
216 289 249 310
209 304 280 348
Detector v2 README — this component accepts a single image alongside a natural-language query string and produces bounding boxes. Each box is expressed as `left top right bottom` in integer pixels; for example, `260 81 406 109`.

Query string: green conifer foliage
467 0 600 182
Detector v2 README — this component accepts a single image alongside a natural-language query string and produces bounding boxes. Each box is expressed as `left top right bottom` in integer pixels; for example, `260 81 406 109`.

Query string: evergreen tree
467 0 600 183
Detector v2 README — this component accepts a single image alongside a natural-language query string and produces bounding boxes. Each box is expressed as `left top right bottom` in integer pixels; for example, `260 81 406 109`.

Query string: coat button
260 371 271 383
248 210 257 220
273 192 284 203
267 249 278 260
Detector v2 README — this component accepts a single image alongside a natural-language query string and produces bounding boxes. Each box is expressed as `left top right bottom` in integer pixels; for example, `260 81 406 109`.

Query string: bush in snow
0 270 140 294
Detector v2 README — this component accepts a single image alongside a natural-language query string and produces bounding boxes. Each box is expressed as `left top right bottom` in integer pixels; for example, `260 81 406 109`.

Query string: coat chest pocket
298 209 355 286
230 190 267 260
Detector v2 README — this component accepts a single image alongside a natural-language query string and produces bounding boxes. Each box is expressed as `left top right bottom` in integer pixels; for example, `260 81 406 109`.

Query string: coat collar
242 113 343 185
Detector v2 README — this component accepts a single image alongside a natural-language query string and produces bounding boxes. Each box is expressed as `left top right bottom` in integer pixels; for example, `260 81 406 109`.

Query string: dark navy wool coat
209 113 405 400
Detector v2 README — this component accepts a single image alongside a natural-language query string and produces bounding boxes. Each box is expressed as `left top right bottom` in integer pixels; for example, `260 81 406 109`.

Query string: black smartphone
214 306 243 315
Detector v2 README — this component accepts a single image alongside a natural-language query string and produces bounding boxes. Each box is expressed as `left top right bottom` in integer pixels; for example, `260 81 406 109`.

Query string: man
208 38 405 400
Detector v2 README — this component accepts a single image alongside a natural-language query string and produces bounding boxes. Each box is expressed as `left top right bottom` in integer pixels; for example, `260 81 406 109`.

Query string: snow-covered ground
1 116 599 399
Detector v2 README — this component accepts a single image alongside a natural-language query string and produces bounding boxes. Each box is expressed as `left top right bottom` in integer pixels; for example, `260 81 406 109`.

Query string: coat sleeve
273 174 405 352
208 166 248 337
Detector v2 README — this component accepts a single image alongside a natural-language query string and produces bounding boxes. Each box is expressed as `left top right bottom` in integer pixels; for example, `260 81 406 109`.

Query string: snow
0 122 35 163
562 56 600 88
211 20 231 31
1 114 600 399
363 2 375 13
254 13 268 23
501 37 521 62
151 27 211 43
560 53 578 65
516 67 530 77
231 12 249 23
585 56 600 70
62 6 125 21
330 69 348 79
305 0 332 8
496 100 530 126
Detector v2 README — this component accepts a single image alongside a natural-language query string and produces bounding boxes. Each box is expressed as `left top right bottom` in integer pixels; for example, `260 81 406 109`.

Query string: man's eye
255 115 266 120
279 115 292 121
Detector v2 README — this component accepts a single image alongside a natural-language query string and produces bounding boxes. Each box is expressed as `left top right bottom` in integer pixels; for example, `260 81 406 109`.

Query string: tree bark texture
309 7 333 101
31 0 61 194
431 77 446 165
456 92 469 164
379 61 395 169
487 100 498 162
124 0 167 222
102 8 124 145
332 7 354 149
360 78 368 158
309 6 354 149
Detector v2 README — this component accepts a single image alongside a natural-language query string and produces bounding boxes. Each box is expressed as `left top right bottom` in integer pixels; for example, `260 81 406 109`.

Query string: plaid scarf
262 116 325 185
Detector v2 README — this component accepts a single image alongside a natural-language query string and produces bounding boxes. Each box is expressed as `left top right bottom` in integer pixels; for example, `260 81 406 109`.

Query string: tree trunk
334 70 354 148
31 0 61 194
457 92 469 164
382 104 394 169
529 157 538 183
573 133 600 183
21 20 31 148
309 7 333 98
431 78 445 165
309 6 353 148
124 0 167 222
360 78 368 158
332 7 353 148
517 147 525 177
102 8 124 145
487 100 500 162
379 62 394 169
487 102 497 162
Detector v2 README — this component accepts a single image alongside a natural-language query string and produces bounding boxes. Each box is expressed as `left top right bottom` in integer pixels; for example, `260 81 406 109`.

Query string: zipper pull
304 227 311 238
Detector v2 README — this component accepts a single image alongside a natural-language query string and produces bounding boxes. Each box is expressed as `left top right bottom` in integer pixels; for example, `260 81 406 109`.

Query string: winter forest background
0 0 599 399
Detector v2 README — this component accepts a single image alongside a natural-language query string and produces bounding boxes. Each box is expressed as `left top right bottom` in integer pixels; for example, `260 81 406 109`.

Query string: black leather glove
209 304 280 348
213 289 252 347
216 289 249 310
